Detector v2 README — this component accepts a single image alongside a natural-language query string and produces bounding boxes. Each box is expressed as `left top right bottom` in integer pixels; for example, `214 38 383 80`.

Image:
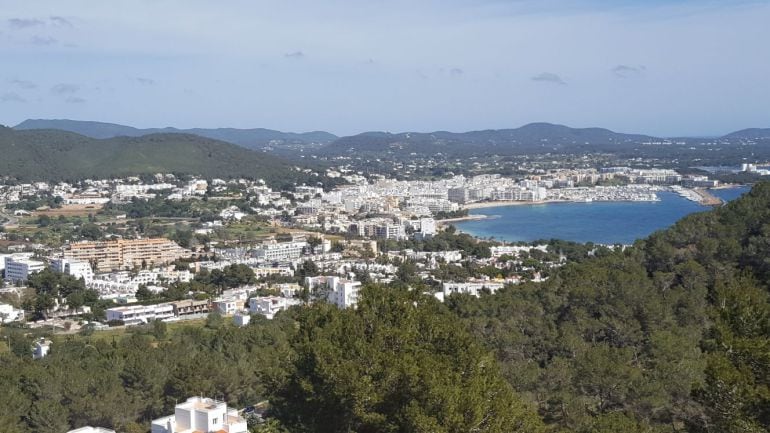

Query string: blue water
710 187 749 202
456 187 749 245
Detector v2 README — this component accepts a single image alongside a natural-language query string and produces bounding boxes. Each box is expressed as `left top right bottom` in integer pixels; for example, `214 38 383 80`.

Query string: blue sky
1 0 768 136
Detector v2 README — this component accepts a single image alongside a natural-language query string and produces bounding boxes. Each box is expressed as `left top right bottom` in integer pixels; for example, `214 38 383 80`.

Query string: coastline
436 214 488 225
692 188 723 206
461 200 556 210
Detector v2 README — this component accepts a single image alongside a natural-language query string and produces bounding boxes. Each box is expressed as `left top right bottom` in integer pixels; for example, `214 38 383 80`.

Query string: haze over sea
455 187 749 245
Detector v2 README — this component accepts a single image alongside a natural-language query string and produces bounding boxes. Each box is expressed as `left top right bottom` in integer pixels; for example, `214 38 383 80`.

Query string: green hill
446 182 770 432
14 119 338 152
0 126 317 186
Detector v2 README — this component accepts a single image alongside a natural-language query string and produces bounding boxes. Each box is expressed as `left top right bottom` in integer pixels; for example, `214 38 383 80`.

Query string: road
0 207 19 228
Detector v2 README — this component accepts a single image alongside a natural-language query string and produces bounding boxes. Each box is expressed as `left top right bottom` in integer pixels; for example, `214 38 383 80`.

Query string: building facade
63 238 189 272
51 258 94 283
105 304 174 325
252 241 307 262
151 396 247 433
306 276 362 309
3 255 45 283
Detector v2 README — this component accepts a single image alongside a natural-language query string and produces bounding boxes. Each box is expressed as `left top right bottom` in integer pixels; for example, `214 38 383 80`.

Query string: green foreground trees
270 286 543 433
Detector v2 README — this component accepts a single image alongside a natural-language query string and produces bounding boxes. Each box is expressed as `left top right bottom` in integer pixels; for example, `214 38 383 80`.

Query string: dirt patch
33 204 104 217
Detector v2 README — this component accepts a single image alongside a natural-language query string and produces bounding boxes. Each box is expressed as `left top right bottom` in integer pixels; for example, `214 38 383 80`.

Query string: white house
151 396 247 433
305 276 362 309
32 338 52 359
233 312 250 327
0 303 24 323
213 298 241 316
67 427 116 433
248 296 300 319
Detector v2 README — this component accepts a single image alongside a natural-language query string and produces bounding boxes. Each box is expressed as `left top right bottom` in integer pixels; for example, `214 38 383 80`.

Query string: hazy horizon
2 0 769 137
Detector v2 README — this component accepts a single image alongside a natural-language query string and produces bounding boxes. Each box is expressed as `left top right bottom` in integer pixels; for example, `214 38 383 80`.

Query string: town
0 166 724 336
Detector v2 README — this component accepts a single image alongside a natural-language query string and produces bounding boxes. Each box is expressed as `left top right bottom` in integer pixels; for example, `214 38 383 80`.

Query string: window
213 417 218 424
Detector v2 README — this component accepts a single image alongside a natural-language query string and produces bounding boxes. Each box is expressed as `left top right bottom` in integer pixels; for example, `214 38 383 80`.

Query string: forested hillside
0 127 325 188
14 119 338 150
447 182 770 432
1 184 770 433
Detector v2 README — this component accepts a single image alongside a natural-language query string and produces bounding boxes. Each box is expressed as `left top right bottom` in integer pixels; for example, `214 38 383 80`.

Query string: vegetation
270 286 542 433
0 286 541 433
0 127 332 188
4 183 770 432
445 182 770 432
379 226 493 258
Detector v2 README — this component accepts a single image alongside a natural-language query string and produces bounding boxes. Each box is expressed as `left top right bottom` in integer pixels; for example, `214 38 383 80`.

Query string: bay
455 186 750 245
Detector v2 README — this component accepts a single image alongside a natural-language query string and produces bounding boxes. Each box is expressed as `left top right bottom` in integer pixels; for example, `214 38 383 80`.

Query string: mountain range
15 119 770 159
6 119 770 179
318 123 659 157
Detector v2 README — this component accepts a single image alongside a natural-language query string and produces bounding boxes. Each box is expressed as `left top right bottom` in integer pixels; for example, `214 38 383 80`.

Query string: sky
0 0 769 137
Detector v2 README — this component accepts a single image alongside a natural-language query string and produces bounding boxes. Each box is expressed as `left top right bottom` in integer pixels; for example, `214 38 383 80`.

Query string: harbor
669 185 723 206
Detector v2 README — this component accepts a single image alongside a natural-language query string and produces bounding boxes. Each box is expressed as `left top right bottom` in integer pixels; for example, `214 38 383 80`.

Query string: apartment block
105 304 174 325
252 240 307 262
3 255 45 283
63 238 189 272
51 258 94 283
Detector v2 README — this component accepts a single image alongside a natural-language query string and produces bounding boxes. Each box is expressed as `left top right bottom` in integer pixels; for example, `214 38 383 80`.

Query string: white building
306 276 362 309
252 241 307 261
248 296 300 319
4 255 45 283
442 280 507 297
32 338 52 359
0 303 24 323
51 258 94 283
374 223 405 240
67 427 116 433
151 396 247 433
233 312 250 327
213 298 241 316
105 304 174 325
418 217 436 237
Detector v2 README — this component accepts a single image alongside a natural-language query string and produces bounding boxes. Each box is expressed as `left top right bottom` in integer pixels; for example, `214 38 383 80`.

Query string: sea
454 186 750 245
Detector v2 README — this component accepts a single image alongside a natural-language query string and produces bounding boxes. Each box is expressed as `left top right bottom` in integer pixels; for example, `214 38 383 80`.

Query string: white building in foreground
151 396 247 433
67 427 116 433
